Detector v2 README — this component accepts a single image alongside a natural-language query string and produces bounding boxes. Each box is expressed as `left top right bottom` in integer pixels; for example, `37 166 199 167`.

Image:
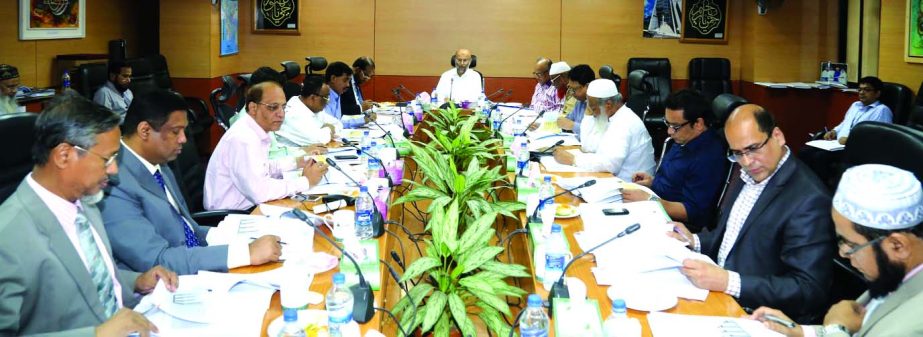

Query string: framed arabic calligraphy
19 0 86 40
252 0 300 35
680 0 728 44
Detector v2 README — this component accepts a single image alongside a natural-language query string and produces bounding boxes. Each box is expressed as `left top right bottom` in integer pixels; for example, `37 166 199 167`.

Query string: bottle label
545 254 565 272
356 210 372 225
520 328 548 337
329 308 352 325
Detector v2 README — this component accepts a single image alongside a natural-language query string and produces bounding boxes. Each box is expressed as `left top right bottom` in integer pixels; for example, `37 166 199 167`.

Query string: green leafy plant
426 102 494 143
423 112 500 169
393 200 529 337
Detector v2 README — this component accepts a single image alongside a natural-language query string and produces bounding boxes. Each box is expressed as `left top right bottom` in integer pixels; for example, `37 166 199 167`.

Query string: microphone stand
368 117 400 159
528 179 597 223
495 106 526 139
290 208 375 323
529 139 564 162
324 158 385 238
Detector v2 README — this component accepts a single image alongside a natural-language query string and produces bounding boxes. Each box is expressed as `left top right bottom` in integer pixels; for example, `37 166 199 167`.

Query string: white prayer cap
587 79 619 98
550 61 571 76
833 164 923 230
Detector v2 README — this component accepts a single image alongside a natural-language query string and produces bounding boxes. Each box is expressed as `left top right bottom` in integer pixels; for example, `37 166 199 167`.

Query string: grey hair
595 93 623 105
33 92 121 165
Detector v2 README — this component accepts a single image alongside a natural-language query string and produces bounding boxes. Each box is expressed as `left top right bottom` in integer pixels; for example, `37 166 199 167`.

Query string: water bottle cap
544 176 551 182
360 186 368 193
283 308 298 322
611 299 627 311
363 130 370 135
333 272 346 284
527 294 543 307
551 224 561 233
371 140 378 146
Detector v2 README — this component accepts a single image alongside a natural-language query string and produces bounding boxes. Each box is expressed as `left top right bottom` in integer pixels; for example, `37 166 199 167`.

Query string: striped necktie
153 169 200 248
75 209 119 318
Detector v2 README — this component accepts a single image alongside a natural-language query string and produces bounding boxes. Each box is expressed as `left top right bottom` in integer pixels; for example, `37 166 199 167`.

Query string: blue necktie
153 169 200 248
75 209 119 318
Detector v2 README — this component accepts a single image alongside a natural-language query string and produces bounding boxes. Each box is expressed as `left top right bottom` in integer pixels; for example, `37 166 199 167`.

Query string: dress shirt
530 81 561 113
204 112 310 211
833 101 892 138
25 174 124 307
652 129 728 232
435 68 482 103
324 89 366 129
121 142 250 268
573 105 656 180
92 81 133 121
277 95 343 146
566 99 586 137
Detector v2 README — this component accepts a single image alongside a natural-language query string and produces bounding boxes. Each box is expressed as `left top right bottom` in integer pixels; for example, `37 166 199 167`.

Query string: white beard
580 112 610 153
80 190 105 205
0 95 19 113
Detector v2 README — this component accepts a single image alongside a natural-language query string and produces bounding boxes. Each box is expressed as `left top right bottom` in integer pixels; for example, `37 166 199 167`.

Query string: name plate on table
552 298 604 337
339 239 382 291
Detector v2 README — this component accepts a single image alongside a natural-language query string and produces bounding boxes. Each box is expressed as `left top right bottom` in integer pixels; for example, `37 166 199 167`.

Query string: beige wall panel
879 0 923 92
161 0 212 78
0 2 38 87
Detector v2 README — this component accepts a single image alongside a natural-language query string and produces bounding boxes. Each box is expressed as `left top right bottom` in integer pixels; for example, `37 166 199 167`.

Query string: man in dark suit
672 104 836 323
0 94 177 336
100 90 281 275
341 56 377 116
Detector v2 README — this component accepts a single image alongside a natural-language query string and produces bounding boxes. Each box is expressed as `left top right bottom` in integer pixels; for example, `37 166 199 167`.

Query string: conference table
232 124 745 337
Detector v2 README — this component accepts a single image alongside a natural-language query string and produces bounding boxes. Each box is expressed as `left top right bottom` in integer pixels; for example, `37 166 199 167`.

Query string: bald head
534 57 552 84
454 49 472 75
725 104 787 183
726 104 775 136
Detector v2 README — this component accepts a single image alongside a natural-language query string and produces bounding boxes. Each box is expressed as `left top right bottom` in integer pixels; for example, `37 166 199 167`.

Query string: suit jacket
340 75 364 116
99 146 228 275
850 269 923 336
0 181 140 337
699 156 835 323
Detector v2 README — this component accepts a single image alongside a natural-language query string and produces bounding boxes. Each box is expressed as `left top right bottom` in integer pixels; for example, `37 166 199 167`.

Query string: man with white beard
0 64 25 113
552 78 655 180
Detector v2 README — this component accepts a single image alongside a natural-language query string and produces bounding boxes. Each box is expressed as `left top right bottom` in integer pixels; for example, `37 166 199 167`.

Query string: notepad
805 139 845 151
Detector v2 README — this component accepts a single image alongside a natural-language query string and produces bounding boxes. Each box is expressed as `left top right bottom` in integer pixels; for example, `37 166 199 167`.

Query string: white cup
280 256 312 310
323 209 355 240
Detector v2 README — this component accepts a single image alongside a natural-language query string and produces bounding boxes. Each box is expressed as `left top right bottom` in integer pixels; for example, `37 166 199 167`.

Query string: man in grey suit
753 164 923 336
99 90 281 275
0 94 178 336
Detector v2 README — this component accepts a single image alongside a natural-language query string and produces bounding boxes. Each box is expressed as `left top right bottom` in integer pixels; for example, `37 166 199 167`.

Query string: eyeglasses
727 136 771 162
256 102 288 113
838 235 885 257
72 145 118 167
312 94 329 103
857 86 877 93
532 71 549 77
664 120 691 132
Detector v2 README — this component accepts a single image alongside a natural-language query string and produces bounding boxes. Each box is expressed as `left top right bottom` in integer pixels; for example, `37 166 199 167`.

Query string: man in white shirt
552 78 655 180
0 64 25 113
435 49 482 103
277 75 342 146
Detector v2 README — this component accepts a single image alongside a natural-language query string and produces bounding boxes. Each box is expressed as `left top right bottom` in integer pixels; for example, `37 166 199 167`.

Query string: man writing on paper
670 104 835 323
623 89 728 232
205 82 328 211
752 164 923 337
277 75 342 146
324 61 375 129
341 56 377 116
0 64 25 113
552 78 655 180
435 49 482 103
101 90 281 276
0 94 178 336
556 64 594 137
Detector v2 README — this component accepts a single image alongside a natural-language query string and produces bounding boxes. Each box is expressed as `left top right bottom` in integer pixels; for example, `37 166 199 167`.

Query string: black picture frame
680 0 729 44
252 0 300 35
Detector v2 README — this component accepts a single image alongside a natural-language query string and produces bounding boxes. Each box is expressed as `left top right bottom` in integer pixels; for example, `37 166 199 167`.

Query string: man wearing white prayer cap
752 164 923 337
553 78 655 180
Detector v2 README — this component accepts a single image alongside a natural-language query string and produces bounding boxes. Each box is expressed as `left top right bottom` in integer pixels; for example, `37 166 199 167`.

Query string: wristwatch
818 324 850 336
648 194 660 202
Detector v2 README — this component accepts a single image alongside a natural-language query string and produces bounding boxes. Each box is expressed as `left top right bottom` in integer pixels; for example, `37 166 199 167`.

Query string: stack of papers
805 139 845 151
557 177 624 203
527 132 580 152
539 150 595 173
207 215 314 260
647 312 784 337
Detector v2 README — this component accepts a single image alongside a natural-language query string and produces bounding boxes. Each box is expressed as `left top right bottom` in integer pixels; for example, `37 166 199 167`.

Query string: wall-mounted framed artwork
220 0 239 56
19 0 86 40
680 0 728 44
252 0 300 35
906 0 923 63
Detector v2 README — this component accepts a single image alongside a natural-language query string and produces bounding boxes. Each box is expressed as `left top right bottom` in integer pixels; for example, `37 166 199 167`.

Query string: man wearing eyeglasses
622 89 728 233
670 104 835 323
341 56 377 116
0 94 179 336
529 58 561 114
556 64 594 138
324 61 374 129
205 82 329 211
277 75 342 146
752 164 923 337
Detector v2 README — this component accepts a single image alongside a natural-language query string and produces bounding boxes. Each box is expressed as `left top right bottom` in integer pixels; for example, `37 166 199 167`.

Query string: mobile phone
602 208 629 216
334 155 359 160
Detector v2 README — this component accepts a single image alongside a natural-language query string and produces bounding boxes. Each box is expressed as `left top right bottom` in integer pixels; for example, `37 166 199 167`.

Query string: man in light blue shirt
824 76 892 144
324 62 372 129
93 60 133 122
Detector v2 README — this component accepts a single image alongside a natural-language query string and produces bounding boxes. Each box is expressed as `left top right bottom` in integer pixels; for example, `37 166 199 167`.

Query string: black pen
249 237 287 245
764 314 796 328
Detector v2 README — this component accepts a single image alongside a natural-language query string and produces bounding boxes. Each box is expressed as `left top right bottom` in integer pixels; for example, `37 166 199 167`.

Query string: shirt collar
25 172 81 222
904 263 923 283
329 89 340 101
855 100 881 109
120 139 160 175
740 146 791 186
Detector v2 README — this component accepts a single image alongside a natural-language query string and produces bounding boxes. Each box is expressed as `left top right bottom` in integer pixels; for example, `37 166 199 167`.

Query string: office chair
146 54 173 90
125 58 159 97
879 82 914 125
73 63 109 99
304 56 328 75
280 61 302 100
598 65 622 92
908 81 923 131
688 58 732 102
0 113 38 203
210 75 239 130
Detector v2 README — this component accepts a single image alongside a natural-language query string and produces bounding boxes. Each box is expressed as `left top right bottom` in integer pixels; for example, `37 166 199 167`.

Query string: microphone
529 179 597 223
378 259 414 337
485 88 505 101
529 139 564 162
501 89 513 103
367 117 400 159
324 157 385 238
449 78 454 103
549 223 641 315
290 208 375 323
520 109 547 136
339 138 395 188
495 106 526 139
391 87 403 102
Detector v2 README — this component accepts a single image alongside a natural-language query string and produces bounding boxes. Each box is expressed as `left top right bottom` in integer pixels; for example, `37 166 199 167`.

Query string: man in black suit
671 104 836 323
341 56 376 116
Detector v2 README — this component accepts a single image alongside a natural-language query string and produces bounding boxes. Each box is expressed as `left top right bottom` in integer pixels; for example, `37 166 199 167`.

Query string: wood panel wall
879 0 923 92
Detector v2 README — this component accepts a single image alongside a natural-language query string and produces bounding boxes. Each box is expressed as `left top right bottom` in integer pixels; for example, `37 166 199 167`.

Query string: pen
250 237 287 245
764 314 796 328
672 226 689 243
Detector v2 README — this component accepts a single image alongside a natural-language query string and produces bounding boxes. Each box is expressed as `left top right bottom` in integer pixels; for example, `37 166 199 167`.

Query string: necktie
352 76 363 106
153 169 200 248
75 209 119 318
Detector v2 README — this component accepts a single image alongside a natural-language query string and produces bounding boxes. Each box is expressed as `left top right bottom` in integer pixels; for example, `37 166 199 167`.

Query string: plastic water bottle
360 130 371 148
367 140 382 178
519 294 550 337
517 141 530 176
62 70 71 90
355 186 374 240
543 224 567 290
603 299 641 337
277 308 306 337
325 273 355 337
430 88 438 106
538 176 556 232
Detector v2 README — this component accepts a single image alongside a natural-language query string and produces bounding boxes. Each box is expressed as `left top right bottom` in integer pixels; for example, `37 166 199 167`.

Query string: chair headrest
711 93 748 126
598 65 614 81
280 61 300 79
305 56 328 73
628 70 651 90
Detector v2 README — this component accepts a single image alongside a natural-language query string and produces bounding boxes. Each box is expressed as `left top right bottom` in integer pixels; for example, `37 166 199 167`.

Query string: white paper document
207 215 314 260
647 312 784 337
527 132 580 151
539 154 595 173
805 139 845 151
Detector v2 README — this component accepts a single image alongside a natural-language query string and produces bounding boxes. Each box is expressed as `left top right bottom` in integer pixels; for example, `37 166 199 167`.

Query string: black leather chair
880 82 914 126
145 54 173 90
280 61 302 100
73 63 109 99
598 65 622 93
711 93 748 131
304 56 328 75
625 69 655 119
0 113 38 203
908 81 923 131
125 58 159 98
210 75 239 130
688 58 732 102
627 57 672 104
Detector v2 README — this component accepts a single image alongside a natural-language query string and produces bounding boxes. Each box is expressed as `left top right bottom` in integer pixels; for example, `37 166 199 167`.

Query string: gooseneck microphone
339 138 395 188
495 106 526 139
528 179 597 223
324 157 385 238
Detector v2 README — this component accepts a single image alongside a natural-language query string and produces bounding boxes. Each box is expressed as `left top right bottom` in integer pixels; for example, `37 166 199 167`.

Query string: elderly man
623 89 728 232
752 164 923 337
277 75 342 146
435 49 482 103
204 82 329 211
342 56 377 116
324 61 374 129
0 94 178 336
93 60 133 121
671 104 835 323
228 66 287 126
556 64 594 137
530 58 557 113
101 90 282 275
0 64 24 113
553 78 655 180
